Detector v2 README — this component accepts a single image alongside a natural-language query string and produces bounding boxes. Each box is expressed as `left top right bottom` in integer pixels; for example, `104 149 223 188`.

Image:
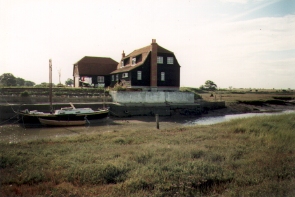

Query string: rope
0 95 24 125
84 116 90 124
109 110 121 117
0 114 19 125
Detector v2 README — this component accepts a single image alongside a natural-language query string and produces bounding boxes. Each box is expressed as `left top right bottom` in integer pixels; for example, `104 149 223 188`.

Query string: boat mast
49 59 53 113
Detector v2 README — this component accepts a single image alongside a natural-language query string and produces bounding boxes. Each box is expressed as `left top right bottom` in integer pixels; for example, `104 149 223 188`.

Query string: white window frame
137 71 142 80
167 57 174 64
122 73 128 78
111 75 114 81
157 56 163 64
116 74 118 81
121 61 124 67
97 76 104 83
161 72 165 81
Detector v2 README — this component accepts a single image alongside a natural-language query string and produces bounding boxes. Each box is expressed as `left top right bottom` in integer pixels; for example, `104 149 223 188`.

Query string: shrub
56 83 65 88
20 91 30 97
112 83 126 91
180 87 203 99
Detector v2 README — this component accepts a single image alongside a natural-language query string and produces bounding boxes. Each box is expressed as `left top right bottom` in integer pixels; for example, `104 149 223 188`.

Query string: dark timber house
73 56 118 88
110 39 181 91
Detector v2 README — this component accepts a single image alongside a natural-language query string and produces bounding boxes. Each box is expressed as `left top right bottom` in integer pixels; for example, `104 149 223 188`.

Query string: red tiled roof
74 56 118 76
111 44 174 74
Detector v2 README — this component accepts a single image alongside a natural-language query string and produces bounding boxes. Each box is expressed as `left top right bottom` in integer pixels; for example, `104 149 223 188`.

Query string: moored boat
39 118 86 126
16 59 109 126
17 105 109 125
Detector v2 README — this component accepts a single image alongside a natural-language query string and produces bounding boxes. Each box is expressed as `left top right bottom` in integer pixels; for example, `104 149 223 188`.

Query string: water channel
0 110 294 144
186 110 295 125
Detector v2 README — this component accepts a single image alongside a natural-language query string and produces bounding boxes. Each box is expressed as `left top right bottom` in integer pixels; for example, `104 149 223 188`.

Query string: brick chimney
150 39 157 89
122 50 125 59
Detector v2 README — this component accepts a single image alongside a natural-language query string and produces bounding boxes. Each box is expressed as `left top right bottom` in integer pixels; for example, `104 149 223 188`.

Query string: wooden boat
39 118 86 126
17 105 109 125
17 59 109 126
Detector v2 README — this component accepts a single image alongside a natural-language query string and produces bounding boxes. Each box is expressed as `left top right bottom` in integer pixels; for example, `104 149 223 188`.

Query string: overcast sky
1 0 294 89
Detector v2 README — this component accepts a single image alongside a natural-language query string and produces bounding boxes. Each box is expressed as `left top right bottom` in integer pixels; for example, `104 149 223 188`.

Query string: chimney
122 50 125 58
150 39 157 89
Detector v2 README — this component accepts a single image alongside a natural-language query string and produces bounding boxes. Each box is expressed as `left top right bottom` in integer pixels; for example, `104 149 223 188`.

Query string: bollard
156 114 159 129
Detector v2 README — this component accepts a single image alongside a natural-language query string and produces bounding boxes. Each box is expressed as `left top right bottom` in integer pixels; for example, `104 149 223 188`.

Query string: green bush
112 83 126 91
180 87 203 99
20 90 30 97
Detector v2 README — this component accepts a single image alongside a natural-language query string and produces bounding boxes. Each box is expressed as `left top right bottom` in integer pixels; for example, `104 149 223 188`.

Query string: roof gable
111 43 174 74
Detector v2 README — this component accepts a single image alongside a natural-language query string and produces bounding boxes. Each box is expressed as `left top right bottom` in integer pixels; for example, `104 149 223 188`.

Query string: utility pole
58 69 61 84
49 59 53 113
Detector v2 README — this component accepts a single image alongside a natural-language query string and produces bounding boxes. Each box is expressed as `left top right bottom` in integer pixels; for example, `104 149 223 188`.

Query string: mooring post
156 114 159 129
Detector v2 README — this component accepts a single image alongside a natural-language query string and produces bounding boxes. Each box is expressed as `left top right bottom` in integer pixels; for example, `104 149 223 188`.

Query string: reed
1 114 295 196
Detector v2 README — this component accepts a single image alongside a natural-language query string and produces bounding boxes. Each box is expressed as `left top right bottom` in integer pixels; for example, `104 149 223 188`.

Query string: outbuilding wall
110 91 194 103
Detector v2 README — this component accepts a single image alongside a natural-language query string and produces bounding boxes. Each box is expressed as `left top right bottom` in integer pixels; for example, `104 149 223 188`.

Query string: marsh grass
1 114 295 196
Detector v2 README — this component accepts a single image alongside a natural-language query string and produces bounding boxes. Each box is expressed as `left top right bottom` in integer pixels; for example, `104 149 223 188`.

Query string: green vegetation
112 82 127 91
180 87 203 100
65 78 73 86
0 73 35 87
20 90 30 97
1 114 295 196
200 80 217 91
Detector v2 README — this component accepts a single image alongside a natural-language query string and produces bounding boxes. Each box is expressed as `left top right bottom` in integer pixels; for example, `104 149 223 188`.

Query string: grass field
1 113 295 196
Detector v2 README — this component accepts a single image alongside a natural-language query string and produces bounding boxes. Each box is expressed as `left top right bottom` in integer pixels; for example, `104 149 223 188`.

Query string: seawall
0 101 225 121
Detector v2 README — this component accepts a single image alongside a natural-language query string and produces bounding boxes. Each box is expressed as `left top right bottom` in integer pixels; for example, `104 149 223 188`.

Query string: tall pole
49 59 53 113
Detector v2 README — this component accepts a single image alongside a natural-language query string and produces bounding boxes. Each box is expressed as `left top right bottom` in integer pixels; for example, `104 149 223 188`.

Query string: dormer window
167 57 174 64
157 56 163 64
121 61 124 67
122 58 130 67
132 57 136 65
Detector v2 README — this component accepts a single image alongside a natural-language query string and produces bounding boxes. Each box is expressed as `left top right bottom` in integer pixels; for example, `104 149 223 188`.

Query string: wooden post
49 59 53 113
156 114 159 129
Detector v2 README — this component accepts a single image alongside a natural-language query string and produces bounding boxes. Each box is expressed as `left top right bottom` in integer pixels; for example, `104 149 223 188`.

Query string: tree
200 80 217 91
24 80 35 86
16 77 25 86
0 73 16 86
35 82 55 87
65 78 73 86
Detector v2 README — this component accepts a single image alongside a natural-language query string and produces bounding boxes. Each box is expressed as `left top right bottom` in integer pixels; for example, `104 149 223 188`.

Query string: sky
1 0 295 89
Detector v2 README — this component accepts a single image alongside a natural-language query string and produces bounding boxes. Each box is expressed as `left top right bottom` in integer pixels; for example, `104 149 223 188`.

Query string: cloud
180 14 295 88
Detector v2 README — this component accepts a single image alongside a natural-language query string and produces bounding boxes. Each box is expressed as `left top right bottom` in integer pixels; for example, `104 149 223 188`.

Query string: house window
157 56 163 64
122 73 128 78
132 57 136 65
121 61 124 68
116 74 118 81
167 57 174 64
123 58 130 66
111 75 114 81
161 72 165 81
97 76 104 83
137 71 142 80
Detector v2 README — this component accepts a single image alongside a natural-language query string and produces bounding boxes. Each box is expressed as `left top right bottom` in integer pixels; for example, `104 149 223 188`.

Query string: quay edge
0 101 225 121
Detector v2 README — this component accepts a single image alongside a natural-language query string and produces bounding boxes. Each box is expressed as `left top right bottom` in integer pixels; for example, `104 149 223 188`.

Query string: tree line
1 72 216 90
0 73 74 87
0 73 35 87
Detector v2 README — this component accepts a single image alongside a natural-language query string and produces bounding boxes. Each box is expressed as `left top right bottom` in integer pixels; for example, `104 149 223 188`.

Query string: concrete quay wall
110 91 194 104
0 101 225 121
